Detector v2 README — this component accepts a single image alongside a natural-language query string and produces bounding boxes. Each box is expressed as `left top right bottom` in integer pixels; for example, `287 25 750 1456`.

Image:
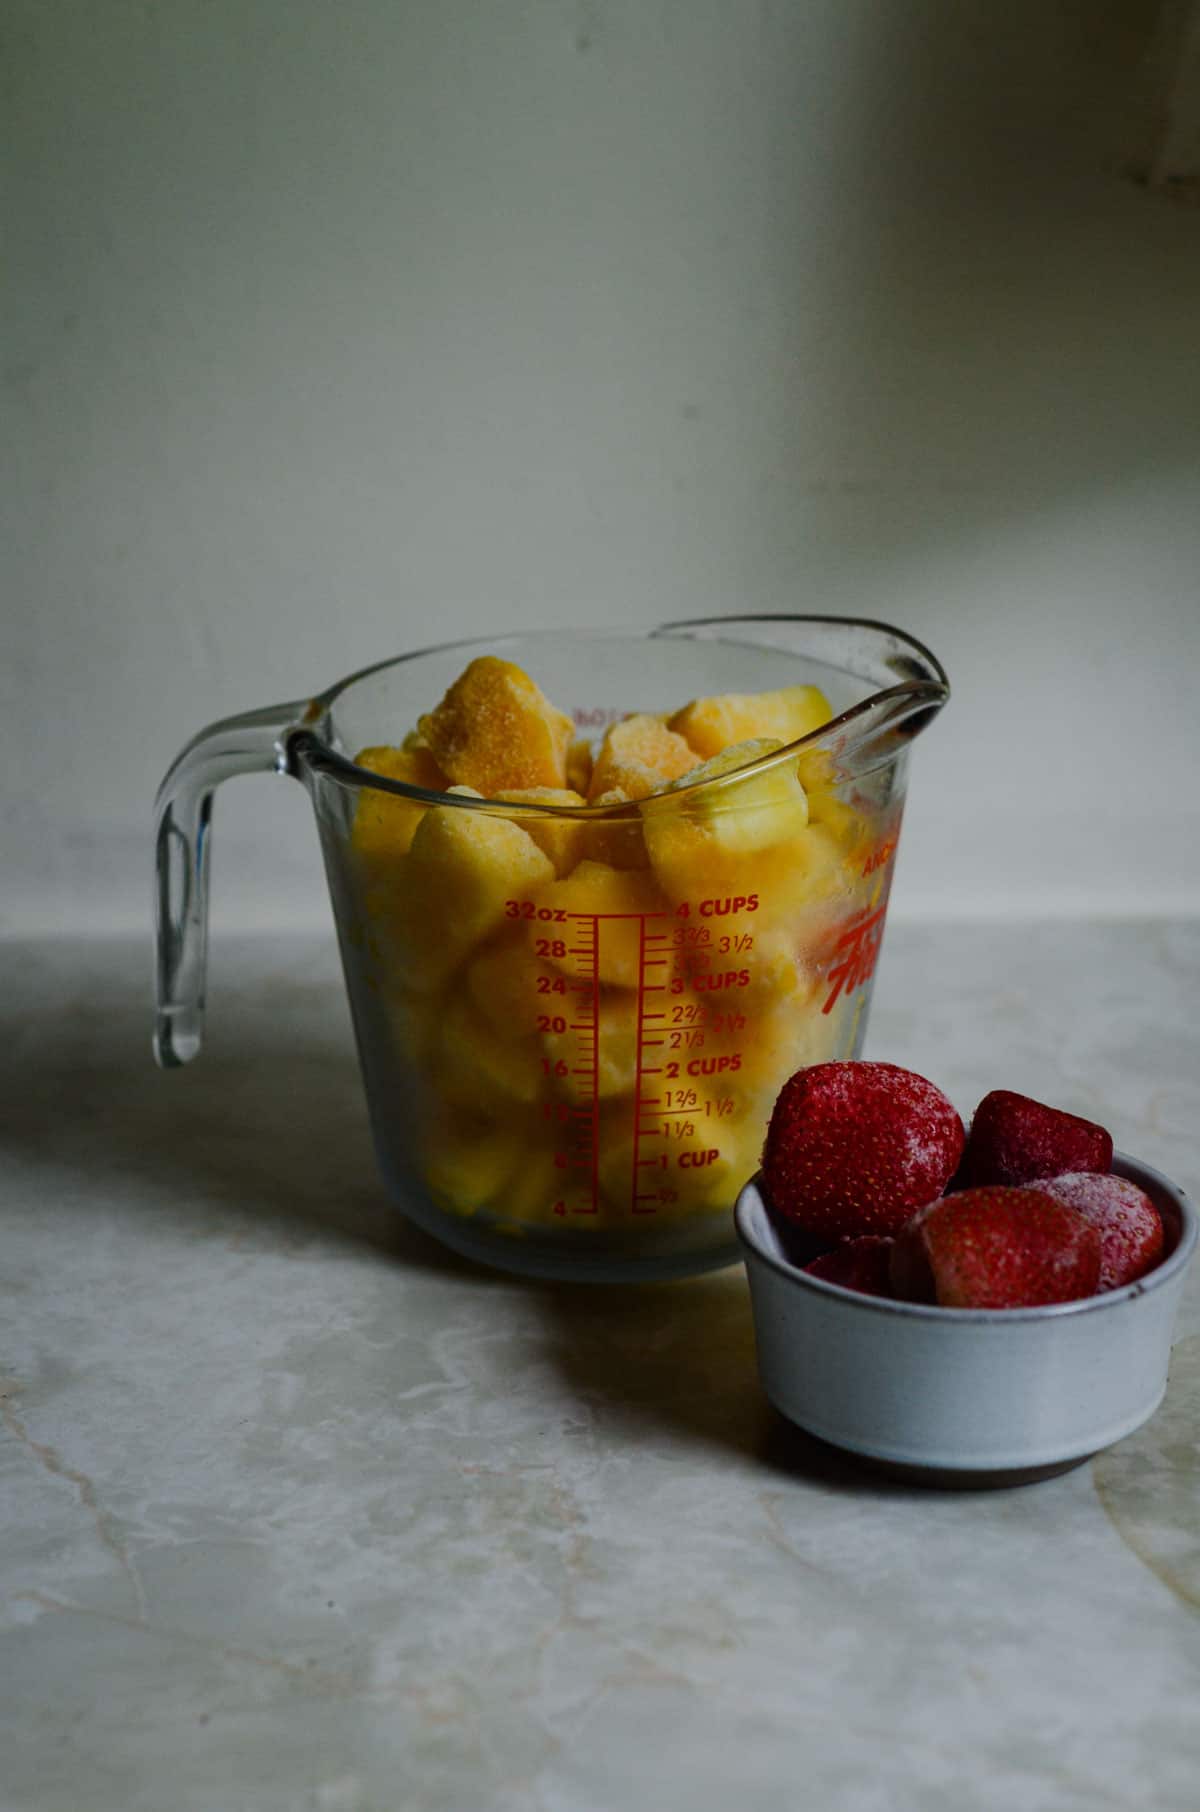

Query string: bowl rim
286 615 950 808
735 1151 1198 1324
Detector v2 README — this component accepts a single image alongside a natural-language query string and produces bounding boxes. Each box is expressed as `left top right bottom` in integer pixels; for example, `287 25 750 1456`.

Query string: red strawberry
889 1187 1102 1309
959 1090 1112 1189
804 1236 894 1298
761 1061 964 1239
1038 1172 1164 1290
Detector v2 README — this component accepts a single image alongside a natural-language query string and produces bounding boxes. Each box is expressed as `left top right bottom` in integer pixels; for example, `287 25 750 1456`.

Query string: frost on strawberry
1039 1172 1164 1290
889 1187 1102 1309
761 1060 964 1239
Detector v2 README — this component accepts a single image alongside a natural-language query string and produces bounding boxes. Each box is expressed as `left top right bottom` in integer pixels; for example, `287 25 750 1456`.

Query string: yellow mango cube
534 862 669 989
418 656 574 794
433 988 544 1109
422 1111 525 1217
350 743 449 865
566 737 595 796
582 788 649 871
795 749 870 852
642 740 810 902
550 987 641 1103
588 714 699 803
398 791 555 991
669 684 832 759
463 934 557 1037
598 1088 762 1219
493 788 588 876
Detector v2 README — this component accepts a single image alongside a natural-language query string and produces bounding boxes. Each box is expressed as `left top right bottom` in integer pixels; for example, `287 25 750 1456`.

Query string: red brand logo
821 904 886 1015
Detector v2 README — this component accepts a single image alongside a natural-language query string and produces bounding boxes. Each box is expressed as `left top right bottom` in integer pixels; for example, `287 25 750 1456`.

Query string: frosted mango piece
755 821 847 919
422 1112 524 1216
716 993 831 1100
495 1145 569 1229
434 989 543 1109
598 1089 762 1218
642 741 810 901
566 737 594 796
795 749 869 850
351 743 449 864
534 862 668 989
669 684 832 760
680 914 809 1010
582 789 648 871
494 788 588 876
464 935 557 1036
588 714 699 803
417 656 574 794
551 988 641 1103
399 791 555 991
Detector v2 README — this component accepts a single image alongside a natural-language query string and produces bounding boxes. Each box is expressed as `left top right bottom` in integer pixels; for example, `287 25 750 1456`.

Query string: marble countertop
2 922 1198 1812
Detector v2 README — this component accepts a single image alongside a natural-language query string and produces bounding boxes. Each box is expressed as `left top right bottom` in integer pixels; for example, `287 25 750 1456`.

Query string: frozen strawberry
1038 1172 1164 1291
889 1187 1102 1309
804 1236 894 1298
959 1090 1112 1189
761 1061 965 1238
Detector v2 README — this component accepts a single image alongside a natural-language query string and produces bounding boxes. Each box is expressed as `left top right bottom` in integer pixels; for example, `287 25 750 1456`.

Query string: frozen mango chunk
588 714 699 803
534 862 669 989
550 988 641 1103
566 737 594 796
417 656 574 794
494 1143 571 1230
433 988 544 1109
351 743 449 865
398 790 555 991
642 740 810 902
704 820 847 935
675 913 810 1012
598 1089 763 1219
669 684 832 760
795 749 870 851
422 1111 525 1218
716 993 831 1103
463 935 558 1037
494 788 588 876
582 788 648 871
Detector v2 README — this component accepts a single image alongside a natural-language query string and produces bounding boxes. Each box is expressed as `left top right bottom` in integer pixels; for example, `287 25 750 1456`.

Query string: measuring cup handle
153 699 309 1068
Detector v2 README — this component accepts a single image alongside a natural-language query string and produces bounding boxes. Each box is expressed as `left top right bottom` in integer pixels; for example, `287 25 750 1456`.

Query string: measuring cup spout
652 615 949 776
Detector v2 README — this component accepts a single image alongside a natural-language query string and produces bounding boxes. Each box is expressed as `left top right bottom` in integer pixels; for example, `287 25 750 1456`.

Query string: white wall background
6 0 1200 938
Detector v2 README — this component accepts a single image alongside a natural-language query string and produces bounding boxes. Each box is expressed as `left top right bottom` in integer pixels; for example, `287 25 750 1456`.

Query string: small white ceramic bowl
736 1153 1198 1485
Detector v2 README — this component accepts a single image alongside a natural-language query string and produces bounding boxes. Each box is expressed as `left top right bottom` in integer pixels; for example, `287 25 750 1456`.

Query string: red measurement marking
590 915 600 1216
567 911 669 921
630 916 648 1214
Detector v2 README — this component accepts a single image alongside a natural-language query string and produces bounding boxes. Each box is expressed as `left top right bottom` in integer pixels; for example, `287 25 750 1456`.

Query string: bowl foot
801 1426 1095 1490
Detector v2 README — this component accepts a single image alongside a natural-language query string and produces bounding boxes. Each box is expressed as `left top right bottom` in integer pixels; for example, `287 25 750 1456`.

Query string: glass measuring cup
154 617 948 1280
